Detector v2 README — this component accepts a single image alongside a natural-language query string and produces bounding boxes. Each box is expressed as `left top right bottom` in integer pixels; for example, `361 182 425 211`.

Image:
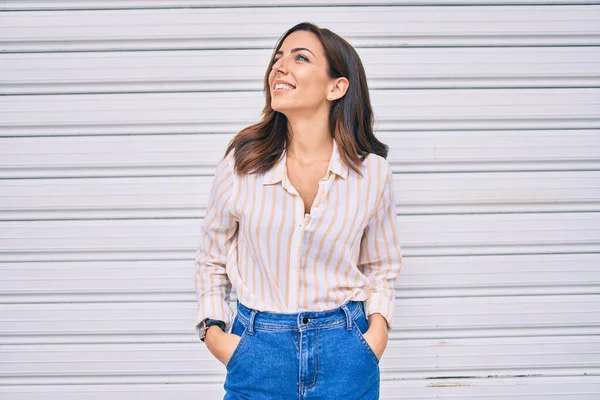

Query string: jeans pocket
352 308 380 365
225 315 249 370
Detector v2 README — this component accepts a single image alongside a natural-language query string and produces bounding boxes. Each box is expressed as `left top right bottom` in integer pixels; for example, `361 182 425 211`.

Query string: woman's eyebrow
275 47 315 57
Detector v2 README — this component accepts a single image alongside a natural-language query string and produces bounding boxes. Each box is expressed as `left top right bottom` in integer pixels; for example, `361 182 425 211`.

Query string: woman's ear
327 77 349 101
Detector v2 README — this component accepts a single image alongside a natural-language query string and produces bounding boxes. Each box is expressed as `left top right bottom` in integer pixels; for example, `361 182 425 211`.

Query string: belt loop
340 302 353 331
247 309 257 335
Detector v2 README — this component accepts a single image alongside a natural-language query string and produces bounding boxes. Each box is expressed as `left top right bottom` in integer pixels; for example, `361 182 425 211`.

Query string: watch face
198 320 207 339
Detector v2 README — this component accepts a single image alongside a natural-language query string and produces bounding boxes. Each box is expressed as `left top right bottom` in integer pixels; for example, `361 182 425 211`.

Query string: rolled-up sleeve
358 161 403 333
194 155 238 334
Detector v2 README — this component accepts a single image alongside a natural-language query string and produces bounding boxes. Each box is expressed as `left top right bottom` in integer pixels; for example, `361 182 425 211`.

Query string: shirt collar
262 138 349 185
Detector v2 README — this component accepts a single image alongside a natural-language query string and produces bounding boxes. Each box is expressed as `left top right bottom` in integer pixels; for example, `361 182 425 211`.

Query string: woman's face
268 30 332 116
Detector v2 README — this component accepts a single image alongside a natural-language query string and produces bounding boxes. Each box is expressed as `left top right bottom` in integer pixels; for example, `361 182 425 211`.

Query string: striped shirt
194 138 403 334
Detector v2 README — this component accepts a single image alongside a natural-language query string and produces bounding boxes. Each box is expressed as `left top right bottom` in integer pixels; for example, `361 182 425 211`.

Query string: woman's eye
272 54 309 64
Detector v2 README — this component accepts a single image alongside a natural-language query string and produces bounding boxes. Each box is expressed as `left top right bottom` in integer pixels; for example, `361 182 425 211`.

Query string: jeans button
302 316 309 324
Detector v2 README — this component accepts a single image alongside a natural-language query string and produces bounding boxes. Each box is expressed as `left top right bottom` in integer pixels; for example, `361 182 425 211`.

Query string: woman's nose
273 57 288 73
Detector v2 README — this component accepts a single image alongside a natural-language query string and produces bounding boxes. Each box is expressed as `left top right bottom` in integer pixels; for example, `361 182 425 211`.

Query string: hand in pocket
362 328 386 361
205 328 242 366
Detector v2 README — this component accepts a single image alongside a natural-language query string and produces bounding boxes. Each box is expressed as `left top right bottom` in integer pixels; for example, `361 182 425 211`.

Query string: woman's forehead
280 31 322 53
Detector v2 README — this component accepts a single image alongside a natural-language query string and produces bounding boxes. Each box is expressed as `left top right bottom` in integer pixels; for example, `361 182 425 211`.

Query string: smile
274 83 295 90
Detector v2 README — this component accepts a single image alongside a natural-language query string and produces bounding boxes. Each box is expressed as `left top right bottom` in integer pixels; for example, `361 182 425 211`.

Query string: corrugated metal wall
1 1 599 399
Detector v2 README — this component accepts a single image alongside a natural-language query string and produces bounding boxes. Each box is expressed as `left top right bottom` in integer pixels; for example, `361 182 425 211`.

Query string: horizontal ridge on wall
1 338 599 384
1 171 600 220
2 1 600 11
1 131 599 178
0 213 599 262
1 6 600 52
1 254 598 303
1 90 599 136
1 379 600 400
1 296 599 344
2 47 600 95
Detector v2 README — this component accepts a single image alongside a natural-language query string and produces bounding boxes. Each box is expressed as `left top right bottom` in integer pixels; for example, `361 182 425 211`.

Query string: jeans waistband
234 299 364 333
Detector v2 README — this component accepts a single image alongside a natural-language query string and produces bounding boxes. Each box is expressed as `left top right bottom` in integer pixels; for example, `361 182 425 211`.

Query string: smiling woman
269 33 341 116
223 21 388 178
194 21 402 400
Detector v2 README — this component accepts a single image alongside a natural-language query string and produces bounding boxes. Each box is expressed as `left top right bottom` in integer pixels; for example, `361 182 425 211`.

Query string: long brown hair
225 22 388 177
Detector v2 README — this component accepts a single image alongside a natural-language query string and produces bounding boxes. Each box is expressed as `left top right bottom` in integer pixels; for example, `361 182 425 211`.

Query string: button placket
288 197 305 310
310 177 333 221
284 166 335 311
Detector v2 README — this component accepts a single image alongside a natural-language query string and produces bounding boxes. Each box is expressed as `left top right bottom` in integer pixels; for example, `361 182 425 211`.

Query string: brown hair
224 22 388 177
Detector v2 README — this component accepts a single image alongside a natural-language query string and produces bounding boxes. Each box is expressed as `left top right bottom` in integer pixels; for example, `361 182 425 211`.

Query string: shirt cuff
364 293 395 333
196 304 235 334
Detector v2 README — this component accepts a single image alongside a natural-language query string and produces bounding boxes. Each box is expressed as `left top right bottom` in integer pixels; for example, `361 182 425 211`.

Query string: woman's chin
271 101 295 114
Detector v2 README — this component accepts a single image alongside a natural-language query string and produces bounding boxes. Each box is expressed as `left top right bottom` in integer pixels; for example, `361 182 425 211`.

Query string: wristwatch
197 318 226 342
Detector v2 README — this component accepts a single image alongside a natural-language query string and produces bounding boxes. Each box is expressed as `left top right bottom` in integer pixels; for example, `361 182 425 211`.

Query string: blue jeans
223 299 380 399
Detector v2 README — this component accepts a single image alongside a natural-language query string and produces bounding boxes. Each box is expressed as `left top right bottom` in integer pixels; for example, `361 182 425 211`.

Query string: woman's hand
204 326 242 366
363 313 389 360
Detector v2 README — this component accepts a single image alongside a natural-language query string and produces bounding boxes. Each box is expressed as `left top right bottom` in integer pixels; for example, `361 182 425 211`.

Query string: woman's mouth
273 82 296 93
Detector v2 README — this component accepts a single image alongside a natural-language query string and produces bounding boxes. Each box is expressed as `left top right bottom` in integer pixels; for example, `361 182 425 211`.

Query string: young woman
194 22 403 399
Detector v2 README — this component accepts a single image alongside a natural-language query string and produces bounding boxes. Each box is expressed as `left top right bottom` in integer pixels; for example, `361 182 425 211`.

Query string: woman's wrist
204 324 225 344
367 313 389 335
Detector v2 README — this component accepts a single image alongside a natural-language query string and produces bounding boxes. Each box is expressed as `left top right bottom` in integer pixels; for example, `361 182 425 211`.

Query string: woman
194 22 403 399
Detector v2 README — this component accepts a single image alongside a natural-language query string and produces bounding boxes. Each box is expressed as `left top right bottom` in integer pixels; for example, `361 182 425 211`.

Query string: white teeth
274 83 294 90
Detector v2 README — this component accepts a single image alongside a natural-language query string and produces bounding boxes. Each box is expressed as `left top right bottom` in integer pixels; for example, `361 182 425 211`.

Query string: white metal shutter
1 1 599 399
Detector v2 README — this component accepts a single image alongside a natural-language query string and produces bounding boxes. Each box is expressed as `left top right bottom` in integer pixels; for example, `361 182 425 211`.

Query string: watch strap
205 318 226 331
198 318 226 342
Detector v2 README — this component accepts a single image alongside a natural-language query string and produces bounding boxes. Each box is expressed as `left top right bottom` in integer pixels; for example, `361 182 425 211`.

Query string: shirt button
302 316 309 324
